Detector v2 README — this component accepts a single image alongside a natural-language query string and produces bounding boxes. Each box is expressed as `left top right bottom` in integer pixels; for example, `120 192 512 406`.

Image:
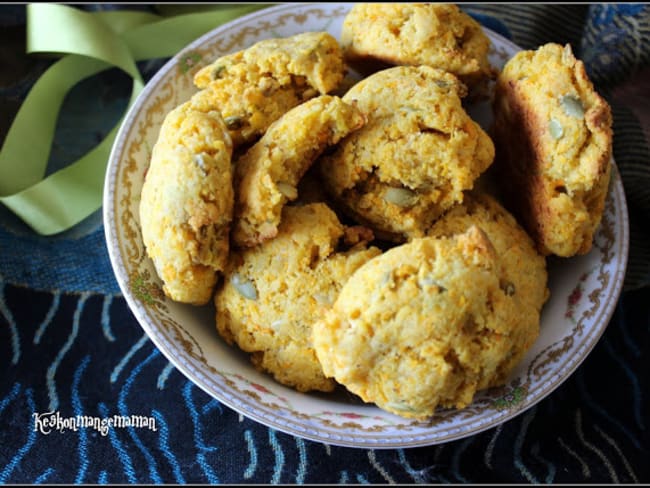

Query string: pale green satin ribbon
0 3 267 235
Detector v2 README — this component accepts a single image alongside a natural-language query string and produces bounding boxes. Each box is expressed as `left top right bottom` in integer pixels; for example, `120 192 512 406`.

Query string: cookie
319 65 494 242
215 203 381 393
191 31 346 147
340 3 494 99
232 95 365 247
428 191 549 376
139 102 234 305
492 42 613 257
314 226 535 419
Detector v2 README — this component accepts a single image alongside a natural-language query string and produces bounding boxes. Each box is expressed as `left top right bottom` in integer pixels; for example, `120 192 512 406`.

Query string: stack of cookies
138 3 612 420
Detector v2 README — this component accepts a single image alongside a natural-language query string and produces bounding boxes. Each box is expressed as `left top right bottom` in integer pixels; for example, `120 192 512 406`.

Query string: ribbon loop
26 4 142 80
0 4 268 235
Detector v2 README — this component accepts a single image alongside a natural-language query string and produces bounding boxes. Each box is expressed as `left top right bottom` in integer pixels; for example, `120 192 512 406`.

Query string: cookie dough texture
428 191 549 372
314 226 534 419
492 42 613 257
340 3 494 98
140 102 234 305
215 203 381 393
191 31 346 147
232 95 365 247
319 65 494 242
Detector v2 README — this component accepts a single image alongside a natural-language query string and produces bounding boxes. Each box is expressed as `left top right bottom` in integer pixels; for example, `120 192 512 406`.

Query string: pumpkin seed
224 116 244 130
193 154 210 174
384 187 418 207
270 319 284 330
312 293 332 305
549 118 564 139
501 281 516 296
400 105 421 114
561 95 584 119
384 401 418 413
276 181 298 200
212 65 226 80
419 275 447 292
232 273 258 300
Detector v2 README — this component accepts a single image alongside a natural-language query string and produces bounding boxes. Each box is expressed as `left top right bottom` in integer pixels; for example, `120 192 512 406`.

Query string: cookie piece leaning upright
139 102 234 305
216 203 381 393
492 43 613 257
313 226 524 419
340 3 495 99
191 31 346 148
232 95 365 248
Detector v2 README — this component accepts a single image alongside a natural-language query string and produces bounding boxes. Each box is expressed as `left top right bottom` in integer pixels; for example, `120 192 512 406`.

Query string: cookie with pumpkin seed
340 3 495 99
231 95 365 248
139 101 233 305
319 65 494 242
215 203 381 393
313 226 528 419
492 42 612 257
191 31 346 148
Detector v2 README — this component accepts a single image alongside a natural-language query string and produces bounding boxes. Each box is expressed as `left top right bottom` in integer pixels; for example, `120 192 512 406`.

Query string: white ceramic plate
104 3 630 448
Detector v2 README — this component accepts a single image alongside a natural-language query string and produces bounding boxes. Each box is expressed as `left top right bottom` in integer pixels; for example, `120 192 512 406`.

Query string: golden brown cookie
139 102 233 305
232 95 365 247
340 3 495 99
215 203 381 393
428 191 549 377
492 43 613 257
191 31 346 147
313 226 534 419
319 65 494 242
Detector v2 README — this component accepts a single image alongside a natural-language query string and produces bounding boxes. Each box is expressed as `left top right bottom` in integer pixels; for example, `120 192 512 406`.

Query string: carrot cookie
428 191 549 377
215 203 381 393
191 31 346 147
313 226 535 419
492 43 613 257
340 3 495 99
319 66 494 242
232 95 365 247
139 102 234 305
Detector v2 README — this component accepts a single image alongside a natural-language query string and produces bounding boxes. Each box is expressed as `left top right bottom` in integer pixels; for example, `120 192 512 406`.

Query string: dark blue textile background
1 4 649 484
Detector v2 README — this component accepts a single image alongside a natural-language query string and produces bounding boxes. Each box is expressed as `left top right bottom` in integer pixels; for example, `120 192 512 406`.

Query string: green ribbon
0 3 268 235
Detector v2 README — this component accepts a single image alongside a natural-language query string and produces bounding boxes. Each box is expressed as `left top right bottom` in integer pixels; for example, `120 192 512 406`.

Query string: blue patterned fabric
582 4 649 86
1 4 649 484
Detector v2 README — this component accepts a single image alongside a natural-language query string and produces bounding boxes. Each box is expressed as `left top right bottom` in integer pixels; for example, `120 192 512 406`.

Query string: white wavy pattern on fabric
0 286 645 483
